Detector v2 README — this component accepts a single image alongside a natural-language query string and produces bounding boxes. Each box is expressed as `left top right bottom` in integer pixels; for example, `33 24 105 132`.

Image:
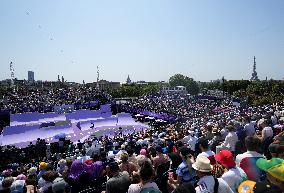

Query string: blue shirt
176 161 196 184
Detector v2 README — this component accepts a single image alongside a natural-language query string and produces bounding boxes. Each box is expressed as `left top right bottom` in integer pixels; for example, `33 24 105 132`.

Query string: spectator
105 162 130 193
192 156 234 193
216 125 238 153
128 161 160 193
169 147 196 188
215 150 247 193
235 136 264 167
197 138 216 165
119 152 138 176
152 145 169 170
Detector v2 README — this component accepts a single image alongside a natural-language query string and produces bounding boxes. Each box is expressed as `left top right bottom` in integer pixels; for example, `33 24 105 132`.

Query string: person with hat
37 162 48 180
193 156 234 193
256 158 284 192
215 150 247 193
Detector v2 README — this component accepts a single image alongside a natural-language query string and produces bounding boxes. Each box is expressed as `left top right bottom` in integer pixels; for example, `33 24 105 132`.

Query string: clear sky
0 0 284 83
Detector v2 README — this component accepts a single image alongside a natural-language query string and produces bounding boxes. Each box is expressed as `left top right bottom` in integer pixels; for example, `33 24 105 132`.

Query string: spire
96 66 100 89
250 56 259 81
126 75 131 84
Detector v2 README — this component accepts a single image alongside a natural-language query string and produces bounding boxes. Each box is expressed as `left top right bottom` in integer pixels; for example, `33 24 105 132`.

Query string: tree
169 74 199 95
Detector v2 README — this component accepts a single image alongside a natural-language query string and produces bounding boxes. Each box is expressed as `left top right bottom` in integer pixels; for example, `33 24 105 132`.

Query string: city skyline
0 0 284 83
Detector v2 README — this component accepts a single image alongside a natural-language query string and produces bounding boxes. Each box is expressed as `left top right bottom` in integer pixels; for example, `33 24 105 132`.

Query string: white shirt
77 155 91 162
235 151 265 167
220 128 228 140
222 132 238 151
221 167 247 193
195 176 234 193
187 135 198 151
271 116 277 125
244 123 255 137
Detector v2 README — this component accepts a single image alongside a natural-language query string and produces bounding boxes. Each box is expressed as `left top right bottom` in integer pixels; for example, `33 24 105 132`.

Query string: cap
39 162 47 170
256 158 284 182
215 150 236 168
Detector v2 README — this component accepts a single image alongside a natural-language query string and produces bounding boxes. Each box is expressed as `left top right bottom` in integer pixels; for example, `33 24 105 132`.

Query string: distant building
126 75 131 84
28 71 34 82
135 81 148 85
250 56 259 81
94 80 120 90
161 86 187 94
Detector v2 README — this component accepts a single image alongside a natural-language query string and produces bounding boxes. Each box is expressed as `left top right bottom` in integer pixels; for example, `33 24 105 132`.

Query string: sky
0 0 284 83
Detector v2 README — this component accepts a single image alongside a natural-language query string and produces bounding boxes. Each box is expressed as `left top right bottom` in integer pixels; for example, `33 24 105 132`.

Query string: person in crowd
257 119 274 142
128 161 160 193
119 152 138 176
193 156 234 193
104 161 130 193
197 138 216 165
56 159 67 175
152 145 169 170
243 116 256 137
127 148 138 167
115 145 127 161
37 162 48 180
168 146 196 189
215 150 247 193
235 136 264 166
52 177 70 193
269 143 284 159
216 125 238 153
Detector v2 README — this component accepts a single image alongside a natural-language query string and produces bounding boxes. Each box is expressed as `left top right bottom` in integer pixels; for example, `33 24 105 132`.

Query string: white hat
192 156 213 172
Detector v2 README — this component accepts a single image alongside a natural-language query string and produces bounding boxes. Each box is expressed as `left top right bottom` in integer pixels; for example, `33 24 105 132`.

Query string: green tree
169 74 199 95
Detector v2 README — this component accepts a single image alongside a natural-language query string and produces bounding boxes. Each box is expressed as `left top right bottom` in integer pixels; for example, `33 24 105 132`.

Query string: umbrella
54 133 66 139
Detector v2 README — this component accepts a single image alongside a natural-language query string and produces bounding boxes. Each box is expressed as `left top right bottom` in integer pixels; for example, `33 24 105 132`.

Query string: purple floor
0 113 148 148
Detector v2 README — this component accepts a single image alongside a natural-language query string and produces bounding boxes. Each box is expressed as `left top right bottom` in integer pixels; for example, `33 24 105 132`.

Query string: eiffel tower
250 56 259 81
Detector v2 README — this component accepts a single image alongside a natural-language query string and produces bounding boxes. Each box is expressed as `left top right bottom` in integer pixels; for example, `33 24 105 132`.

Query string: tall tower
10 61 15 88
250 56 259 81
126 75 131 84
96 66 100 89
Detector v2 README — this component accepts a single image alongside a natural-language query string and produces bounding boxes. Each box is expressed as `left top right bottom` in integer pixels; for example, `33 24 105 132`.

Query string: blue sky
0 0 283 83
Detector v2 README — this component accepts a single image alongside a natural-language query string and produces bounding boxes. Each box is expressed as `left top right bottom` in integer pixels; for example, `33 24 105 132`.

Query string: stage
0 106 149 148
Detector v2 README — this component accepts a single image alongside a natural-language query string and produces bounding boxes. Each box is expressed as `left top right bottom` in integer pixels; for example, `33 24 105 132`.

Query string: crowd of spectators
0 91 284 193
0 85 112 114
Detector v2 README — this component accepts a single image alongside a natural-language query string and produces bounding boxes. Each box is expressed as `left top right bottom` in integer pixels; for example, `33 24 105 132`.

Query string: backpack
140 187 162 193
